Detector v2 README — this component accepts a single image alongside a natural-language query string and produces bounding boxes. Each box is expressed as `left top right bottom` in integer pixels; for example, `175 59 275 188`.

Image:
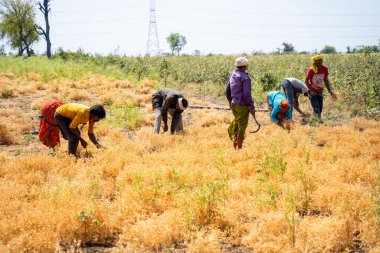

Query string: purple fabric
226 70 255 109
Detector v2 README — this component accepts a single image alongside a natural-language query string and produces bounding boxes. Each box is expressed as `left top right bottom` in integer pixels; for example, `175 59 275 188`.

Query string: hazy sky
29 0 380 56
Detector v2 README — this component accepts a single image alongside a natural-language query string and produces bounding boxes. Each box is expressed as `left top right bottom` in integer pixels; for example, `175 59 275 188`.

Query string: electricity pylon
146 0 160 56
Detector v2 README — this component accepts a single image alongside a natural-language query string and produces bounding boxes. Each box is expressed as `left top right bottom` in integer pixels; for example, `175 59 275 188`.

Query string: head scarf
235 57 249 67
177 98 187 110
310 55 324 73
280 100 290 111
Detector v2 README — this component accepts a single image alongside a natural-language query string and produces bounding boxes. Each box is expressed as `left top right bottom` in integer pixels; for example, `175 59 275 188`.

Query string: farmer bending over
226 57 255 149
152 88 188 134
281 77 309 117
266 91 291 129
54 103 106 156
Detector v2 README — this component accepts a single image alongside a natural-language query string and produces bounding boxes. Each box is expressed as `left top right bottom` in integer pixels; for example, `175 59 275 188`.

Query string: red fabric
306 65 329 93
280 100 290 111
276 112 285 122
39 100 63 148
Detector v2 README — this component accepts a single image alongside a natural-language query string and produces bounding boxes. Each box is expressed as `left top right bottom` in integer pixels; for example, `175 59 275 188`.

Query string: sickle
250 115 261 133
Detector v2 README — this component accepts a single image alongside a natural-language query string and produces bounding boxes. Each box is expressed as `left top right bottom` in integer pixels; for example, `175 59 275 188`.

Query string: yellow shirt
56 103 94 133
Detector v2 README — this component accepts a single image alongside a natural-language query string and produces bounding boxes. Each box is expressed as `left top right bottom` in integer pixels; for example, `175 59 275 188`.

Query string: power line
52 29 145 37
159 29 379 38
50 28 378 39
159 4 380 17
160 17 380 28
52 5 147 14
53 17 148 26
47 16 380 28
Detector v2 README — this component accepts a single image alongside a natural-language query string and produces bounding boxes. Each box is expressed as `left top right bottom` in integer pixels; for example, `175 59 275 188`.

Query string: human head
280 100 290 111
90 105 106 122
235 57 249 71
276 112 285 122
176 98 188 111
294 87 308 97
311 55 324 68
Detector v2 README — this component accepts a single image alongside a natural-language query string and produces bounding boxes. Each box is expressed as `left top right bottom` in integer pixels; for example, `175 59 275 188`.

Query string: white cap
235 57 249 67
178 98 187 110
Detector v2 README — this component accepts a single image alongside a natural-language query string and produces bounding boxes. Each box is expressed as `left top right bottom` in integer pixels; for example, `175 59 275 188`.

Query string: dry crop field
0 58 380 252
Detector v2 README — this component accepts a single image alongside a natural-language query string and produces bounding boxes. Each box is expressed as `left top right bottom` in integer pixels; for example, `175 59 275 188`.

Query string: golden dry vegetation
0 70 380 253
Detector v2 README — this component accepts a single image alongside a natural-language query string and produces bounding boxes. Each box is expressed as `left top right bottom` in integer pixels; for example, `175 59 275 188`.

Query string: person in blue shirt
266 91 291 128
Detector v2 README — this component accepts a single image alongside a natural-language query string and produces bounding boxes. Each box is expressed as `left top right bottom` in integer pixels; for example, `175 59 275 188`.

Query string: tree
166 33 186 56
35 0 51 58
320 45 337 54
0 44 5 55
282 42 295 53
0 0 38 56
355 45 379 54
193 49 201 56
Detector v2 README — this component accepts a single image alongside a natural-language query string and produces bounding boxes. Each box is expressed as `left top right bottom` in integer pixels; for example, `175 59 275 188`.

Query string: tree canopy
320 45 337 54
0 0 38 56
282 42 295 53
166 33 187 56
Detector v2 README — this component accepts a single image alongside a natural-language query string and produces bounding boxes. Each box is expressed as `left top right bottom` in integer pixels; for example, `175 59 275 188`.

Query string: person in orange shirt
54 103 106 156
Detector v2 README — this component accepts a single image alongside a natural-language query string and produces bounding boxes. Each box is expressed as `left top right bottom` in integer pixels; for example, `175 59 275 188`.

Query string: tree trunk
43 0 51 58
37 0 51 58
18 47 24 56
18 28 24 56
25 43 31 56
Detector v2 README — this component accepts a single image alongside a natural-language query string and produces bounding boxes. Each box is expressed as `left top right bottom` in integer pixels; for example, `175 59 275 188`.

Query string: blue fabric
281 79 294 118
309 92 323 117
267 91 292 124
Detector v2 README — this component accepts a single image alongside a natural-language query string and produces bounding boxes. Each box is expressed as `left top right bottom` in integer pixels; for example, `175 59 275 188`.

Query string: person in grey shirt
281 78 309 117
152 88 188 134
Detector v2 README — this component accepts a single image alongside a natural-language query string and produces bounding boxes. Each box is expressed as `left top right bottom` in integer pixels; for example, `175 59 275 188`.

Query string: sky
26 0 380 56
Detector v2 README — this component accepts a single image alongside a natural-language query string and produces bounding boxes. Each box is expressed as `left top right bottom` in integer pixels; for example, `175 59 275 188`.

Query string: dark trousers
308 92 323 117
54 112 79 156
281 79 294 117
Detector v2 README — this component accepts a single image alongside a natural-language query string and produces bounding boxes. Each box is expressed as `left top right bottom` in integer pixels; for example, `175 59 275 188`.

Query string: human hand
331 93 337 99
310 91 317 96
285 120 293 129
96 143 106 149
250 108 256 117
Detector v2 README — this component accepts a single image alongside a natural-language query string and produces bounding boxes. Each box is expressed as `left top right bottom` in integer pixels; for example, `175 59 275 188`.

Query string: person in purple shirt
226 57 256 149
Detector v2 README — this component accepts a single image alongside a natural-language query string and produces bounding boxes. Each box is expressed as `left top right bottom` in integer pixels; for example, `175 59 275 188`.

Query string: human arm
242 77 255 110
161 98 171 132
170 110 182 134
305 69 316 96
70 127 87 148
69 115 88 148
88 133 102 148
324 76 337 98
266 95 272 118
87 121 102 148
270 106 280 124
293 94 304 114
226 81 232 107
